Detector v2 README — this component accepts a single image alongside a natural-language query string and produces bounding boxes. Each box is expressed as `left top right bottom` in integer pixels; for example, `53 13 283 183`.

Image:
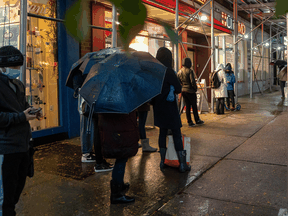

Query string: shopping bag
164 135 191 167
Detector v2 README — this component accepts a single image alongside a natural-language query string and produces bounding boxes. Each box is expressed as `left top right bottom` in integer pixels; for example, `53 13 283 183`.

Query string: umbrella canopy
79 51 167 114
65 48 126 89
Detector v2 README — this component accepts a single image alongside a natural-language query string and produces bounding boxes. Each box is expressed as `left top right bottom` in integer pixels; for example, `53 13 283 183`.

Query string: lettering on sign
221 12 246 35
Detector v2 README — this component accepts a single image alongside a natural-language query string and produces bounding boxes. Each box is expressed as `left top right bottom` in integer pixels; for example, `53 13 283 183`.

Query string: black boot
122 182 130 191
160 148 167 170
110 180 135 204
176 150 191 173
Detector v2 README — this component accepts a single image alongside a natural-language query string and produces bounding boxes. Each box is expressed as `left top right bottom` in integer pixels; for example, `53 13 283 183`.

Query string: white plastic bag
164 135 191 167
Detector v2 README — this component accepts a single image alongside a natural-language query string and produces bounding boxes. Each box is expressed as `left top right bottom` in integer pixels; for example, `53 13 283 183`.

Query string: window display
26 0 59 131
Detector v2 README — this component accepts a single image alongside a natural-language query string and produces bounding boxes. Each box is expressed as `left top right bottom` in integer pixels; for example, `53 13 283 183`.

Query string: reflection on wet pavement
34 143 95 180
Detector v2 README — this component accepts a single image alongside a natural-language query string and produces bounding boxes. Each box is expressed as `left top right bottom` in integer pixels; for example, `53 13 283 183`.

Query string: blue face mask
4 69 21 79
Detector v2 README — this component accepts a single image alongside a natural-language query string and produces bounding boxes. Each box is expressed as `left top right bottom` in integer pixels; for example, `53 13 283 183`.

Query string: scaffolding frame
19 0 287 112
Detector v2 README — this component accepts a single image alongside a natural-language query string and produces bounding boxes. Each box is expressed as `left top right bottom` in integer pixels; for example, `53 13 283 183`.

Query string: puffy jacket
278 66 287 81
0 73 31 154
214 64 228 98
177 58 197 93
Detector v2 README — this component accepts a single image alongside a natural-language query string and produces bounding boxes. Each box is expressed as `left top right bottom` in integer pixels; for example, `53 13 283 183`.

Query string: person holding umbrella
153 47 191 173
78 50 168 204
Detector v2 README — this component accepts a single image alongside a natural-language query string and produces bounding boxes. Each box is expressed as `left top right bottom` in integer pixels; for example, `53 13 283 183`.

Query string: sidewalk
16 88 287 216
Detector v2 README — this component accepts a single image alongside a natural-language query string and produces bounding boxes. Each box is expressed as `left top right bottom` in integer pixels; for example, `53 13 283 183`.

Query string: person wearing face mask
0 45 42 215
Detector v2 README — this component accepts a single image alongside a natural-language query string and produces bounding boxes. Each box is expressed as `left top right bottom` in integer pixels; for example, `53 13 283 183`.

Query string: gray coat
153 47 182 129
0 73 31 154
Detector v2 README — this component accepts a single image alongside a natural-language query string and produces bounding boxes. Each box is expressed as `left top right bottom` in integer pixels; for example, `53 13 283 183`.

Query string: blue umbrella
79 51 167 114
65 48 126 89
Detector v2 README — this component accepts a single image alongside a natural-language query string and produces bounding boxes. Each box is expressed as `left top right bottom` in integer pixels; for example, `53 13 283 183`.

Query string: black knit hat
0 46 24 67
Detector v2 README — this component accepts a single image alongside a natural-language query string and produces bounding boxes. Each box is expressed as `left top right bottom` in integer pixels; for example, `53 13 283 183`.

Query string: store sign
104 21 112 38
221 12 246 35
28 3 47 15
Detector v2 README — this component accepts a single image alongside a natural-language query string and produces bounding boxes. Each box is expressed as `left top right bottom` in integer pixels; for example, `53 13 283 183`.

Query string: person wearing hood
177 57 204 127
225 63 236 111
153 47 191 173
214 64 228 114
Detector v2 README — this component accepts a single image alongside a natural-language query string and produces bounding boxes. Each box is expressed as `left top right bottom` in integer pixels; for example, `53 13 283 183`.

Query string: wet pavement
16 87 288 216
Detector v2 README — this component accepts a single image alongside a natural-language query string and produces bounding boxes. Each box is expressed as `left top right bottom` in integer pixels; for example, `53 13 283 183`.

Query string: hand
24 107 37 121
36 110 43 120
227 81 230 83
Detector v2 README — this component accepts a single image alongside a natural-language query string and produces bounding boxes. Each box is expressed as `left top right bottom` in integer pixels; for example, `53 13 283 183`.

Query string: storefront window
26 0 59 131
0 0 20 48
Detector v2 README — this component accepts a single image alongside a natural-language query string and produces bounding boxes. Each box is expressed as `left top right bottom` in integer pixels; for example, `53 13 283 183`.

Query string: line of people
72 47 203 205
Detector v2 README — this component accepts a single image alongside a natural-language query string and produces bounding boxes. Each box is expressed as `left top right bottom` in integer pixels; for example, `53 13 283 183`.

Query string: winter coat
98 111 139 159
214 64 228 98
225 73 235 91
177 58 198 94
224 63 235 91
153 47 182 129
278 66 287 81
0 73 31 154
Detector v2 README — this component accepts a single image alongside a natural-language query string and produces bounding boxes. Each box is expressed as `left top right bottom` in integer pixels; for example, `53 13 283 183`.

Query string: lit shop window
26 0 59 131
129 31 149 52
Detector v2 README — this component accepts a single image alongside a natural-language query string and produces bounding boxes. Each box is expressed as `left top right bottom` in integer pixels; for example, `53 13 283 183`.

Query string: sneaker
231 107 235 111
188 122 195 127
196 120 204 125
94 162 114 173
81 153 96 163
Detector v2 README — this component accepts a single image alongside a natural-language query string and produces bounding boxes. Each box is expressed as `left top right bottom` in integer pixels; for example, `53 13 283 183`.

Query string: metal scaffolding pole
112 4 117 48
269 24 272 91
210 0 215 113
250 12 253 98
223 36 226 66
261 24 264 92
233 0 238 103
174 0 179 72
253 29 286 49
20 0 27 83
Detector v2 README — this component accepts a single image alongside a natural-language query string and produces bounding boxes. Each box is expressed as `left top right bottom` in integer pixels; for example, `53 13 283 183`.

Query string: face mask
4 69 21 79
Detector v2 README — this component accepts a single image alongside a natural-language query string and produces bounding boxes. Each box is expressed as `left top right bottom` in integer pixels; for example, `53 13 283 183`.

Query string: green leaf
275 0 288 16
109 0 147 51
64 0 90 42
156 20 181 45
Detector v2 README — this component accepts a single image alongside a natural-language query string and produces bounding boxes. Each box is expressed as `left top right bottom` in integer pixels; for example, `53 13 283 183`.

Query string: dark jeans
226 90 235 108
181 92 199 123
138 111 148 139
216 98 225 114
80 114 103 164
111 158 128 184
2 151 30 216
280 81 286 97
158 128 183 151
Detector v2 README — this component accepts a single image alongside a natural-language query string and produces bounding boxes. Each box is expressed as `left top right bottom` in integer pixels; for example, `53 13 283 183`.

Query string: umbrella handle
86 102 95 134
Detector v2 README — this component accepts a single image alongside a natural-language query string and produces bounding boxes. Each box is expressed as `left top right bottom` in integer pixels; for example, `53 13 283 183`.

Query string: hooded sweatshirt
224 63 235 91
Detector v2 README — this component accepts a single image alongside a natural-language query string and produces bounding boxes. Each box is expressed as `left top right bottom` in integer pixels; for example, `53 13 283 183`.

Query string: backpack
209 70 221 89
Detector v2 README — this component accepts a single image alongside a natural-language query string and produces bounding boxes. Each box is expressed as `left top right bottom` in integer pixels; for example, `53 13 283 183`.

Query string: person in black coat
153 47 191 173
0 46 41 215
177 58 204 127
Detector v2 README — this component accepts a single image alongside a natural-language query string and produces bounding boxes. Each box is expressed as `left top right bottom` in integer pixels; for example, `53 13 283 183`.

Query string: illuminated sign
221 12 246 35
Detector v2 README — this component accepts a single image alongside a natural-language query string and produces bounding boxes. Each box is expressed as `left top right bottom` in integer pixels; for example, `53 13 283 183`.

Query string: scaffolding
19 0 287 112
